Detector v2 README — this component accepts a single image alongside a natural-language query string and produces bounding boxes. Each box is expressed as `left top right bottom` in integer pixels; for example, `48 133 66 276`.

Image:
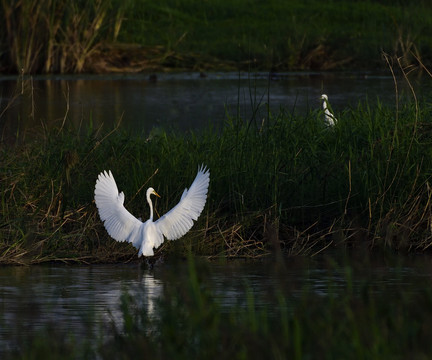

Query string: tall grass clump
0 0 128 73
209 94 432 255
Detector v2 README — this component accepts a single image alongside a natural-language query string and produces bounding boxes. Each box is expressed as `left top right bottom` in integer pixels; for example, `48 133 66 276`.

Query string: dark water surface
1 253 432 353
1 71 430 143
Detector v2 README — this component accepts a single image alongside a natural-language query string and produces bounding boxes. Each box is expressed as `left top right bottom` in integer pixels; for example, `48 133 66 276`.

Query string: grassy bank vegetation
120 0 432 71
1 0 432 73
2 66 432 264
5 255 432 359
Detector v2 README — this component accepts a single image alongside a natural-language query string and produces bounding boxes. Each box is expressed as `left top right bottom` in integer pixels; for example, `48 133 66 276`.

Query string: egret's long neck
323 100 328 110
147 193 154 221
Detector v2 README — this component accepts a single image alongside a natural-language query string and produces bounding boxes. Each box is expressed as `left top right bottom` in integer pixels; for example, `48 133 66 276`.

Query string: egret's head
147 187 161 198
320 94 328 101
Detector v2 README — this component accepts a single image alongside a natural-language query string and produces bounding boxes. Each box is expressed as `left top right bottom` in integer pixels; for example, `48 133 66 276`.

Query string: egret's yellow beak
153 190 161 198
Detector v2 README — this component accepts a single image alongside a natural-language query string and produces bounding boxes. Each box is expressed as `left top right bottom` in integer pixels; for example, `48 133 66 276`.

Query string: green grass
116 0 432 70
123 0 432 70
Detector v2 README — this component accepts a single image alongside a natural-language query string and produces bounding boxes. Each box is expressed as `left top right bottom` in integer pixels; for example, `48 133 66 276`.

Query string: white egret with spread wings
94 165 210 256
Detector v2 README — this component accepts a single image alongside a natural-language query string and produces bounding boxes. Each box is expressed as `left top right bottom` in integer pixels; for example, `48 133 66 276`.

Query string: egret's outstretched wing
154 165 210 245
94 171 142 245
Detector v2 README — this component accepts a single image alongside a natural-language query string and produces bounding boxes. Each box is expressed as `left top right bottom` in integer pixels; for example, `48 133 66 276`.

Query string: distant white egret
94 165 210 257
320 94 337 126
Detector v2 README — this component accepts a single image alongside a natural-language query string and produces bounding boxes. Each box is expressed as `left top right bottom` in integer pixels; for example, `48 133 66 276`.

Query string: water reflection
1 254 432 353
1 72 431 143
0 264 162 353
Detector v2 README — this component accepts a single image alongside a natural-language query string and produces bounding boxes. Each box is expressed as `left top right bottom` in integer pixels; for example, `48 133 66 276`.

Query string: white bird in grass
94 165 210 257
320 94 337 126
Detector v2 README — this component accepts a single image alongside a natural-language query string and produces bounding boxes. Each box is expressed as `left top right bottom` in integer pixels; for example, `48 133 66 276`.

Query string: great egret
320 94 337 126
94 165 210 257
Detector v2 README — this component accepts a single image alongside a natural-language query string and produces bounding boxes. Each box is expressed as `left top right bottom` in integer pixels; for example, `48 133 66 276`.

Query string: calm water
1 71 430 143
1 253 432 353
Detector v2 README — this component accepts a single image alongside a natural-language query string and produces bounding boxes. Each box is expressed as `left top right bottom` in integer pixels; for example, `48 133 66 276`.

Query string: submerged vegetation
1 0 432 73
2 62 432 264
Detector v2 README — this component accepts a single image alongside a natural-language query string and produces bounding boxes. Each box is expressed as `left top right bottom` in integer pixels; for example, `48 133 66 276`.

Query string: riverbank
1 0 432 74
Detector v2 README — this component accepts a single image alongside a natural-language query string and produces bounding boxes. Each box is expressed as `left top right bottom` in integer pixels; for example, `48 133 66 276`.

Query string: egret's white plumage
321 94 337 126
94 165 210 257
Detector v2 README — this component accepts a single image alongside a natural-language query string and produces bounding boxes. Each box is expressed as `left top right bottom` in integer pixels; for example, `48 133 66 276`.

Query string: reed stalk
0 0 127 73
